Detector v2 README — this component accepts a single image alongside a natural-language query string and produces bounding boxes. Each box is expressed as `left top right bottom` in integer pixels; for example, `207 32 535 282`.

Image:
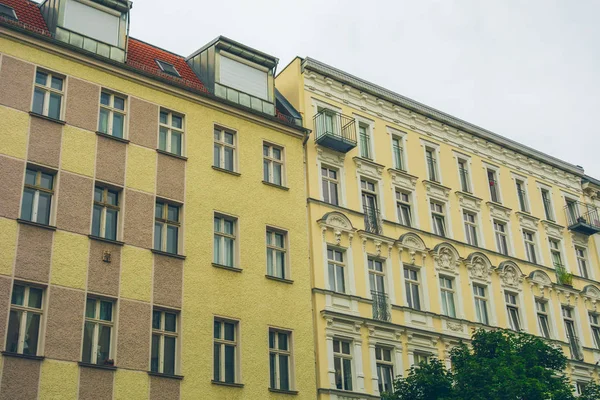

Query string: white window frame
505 292 522 331
154 200 181 255
355 115 375 160
32 69 64 119
158 109 185 156
213 213 238 268
473 284 490 325
537 183 555 221
485 164 502 204
91 185 120 240
269 328 294 391
453 152 473 194
327 246 347 294
7 284 44 355
151 309 179 375
266 227 289 280
375 345 394 394
576 246 590 279
463 210 479 247
213 125 236 171
333 337 354 391
424 145 441 183
439 276 457 318
83 297 114 365
388 128 407 171
395 190 413 227
321 165 340 206
21 167 55 225
263 142 286 186
213 317 240 384
99 90 127 138
535 298 552 339
430 200 447 237
404 267 422 311
512 174 531 213
589 313 600 349
523 229 538 264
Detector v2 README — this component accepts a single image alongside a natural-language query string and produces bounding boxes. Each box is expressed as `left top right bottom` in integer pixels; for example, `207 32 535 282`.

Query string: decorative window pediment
465 252 493 283
456 191 482 212
318 212 355 245
541 220 564 239
431 243 461 275
516 211 540 232
388 168 417 191
317 147 345 168
353 156 384 180
423 180 451 202
397 232 428 264
527 270 553 293
497 261 525 290
487 201 511 222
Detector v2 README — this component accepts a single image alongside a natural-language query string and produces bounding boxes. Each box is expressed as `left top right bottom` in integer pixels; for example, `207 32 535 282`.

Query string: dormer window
219 54 268 100
62 0 122 46
155 60 180 77
0 4 17 20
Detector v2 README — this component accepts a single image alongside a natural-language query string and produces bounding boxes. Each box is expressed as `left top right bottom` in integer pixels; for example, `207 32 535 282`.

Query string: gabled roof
0 0 48 33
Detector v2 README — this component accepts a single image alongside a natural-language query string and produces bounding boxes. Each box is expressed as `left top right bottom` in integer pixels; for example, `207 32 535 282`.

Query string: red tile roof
0 0 49 33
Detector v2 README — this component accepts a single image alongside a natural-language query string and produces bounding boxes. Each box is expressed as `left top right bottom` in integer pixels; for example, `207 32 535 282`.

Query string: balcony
567 334 584 361
313 109 357 153
564 201 600 235
371 291 391 322
56 27 126 63
363 206 383 235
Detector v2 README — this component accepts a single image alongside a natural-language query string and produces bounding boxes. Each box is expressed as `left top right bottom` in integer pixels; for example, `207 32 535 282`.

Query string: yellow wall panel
120 245 152 302
61 125 96 176
114 369 148 400
0 106 28 159
50 231 88 289
0 218 17 276
126 145 156 193
39 359 78 400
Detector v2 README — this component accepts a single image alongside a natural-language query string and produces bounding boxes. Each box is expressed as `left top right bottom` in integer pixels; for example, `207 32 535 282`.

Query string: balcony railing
564 201 600 236
371 291 391 322
567 333 584 361
215 82 275 116
363 205 383 235
56 26 126 63
313 109 357 153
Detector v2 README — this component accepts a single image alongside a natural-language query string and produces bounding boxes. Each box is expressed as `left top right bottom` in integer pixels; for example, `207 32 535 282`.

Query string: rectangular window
213 127 235 171
266 229 287 279
159 110 184 156
463 211 478 246
358 124 371 159
458 159 470 193
566 199 579 225
6 284 43 355
523 231 537 263
576 247 589 279
515 180 528 212
361 179 380 234
213 318 238 384
549 239 563 269
473 285 489 325
263 143 284 186
392 136 404 171
487 169 500 203
563 306 581 360
151 309 178 375
440 277 456 318
322 166 339 206
32 69 63 120
91 185 120 241
21 168 54 225
541 188 554 221
154 201 180 254
425 148 438 182
396 191 412 227
99 91 126 138
404 268 421 310
375 346 394 394
327 248 345 293
368 258 385 294
82 297 114 365
213 215 236 268
269 329 292 391
589 313 600 349
535 299 551 339
576 382 588 396
333 339 353 391
430 201 446 237
505 292 521 331
413 352 429 366
494 220 509 255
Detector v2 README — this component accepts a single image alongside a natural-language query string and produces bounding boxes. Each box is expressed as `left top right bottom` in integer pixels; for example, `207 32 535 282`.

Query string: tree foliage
382 329 600 400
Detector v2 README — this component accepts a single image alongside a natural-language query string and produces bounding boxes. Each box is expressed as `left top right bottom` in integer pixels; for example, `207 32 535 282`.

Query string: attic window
0 4 18 20
155 60 180 77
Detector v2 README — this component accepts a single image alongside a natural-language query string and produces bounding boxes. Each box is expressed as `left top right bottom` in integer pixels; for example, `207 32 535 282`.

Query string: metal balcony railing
313 109 357 153
371 291 391 322
363 205 383 235
567 333 584 361
564 201 600 235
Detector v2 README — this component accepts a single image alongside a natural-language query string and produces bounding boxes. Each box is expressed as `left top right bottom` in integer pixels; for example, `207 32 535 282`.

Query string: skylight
155 60 180 77
0 4 18 20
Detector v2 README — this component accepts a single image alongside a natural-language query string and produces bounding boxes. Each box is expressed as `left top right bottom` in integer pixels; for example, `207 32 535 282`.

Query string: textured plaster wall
38 359 79 400
51 231 89 289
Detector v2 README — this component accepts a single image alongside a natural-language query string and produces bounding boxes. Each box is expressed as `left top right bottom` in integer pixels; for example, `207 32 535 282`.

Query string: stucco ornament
469 258 487 279
498 262 524 288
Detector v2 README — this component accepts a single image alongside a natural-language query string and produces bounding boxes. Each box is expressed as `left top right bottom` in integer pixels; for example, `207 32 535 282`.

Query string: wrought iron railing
363 205 383 235
489 179 500 203
313 109 357 145
567 333 584 361
371 291 391 322
564 201 600 230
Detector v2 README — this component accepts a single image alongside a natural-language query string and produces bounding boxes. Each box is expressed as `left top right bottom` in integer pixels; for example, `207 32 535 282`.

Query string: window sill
1 351 44 361
211 380 244 388
212 166 240 176
262 181 289 191
96 131 130 144
269 388 299 395
212 263 243 273
157 149 187 161
78 361 117 370
151 249 186 260
88 235 125 246
148 371 183 380
265 275 294 284
17 218 56 231
29 111 66 125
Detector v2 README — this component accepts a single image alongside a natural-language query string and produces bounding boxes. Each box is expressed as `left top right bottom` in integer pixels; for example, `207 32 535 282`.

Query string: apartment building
0 1 316 399
277 58 600 399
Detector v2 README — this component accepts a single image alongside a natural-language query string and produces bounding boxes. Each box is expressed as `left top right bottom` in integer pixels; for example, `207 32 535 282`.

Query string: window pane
270 353 276 388
98 108 109 134
224 322 235 341
51 76 63 91
25 169 36 185
224 345 235 383
100 301 112 321
40 173 53 189
328 264 336 291
213 343 221 381
155 203 164 219
224 132 234 145
97 325 111 364
172 115 182 129
334 357 342 389
105 209 117 240
224 237 234 267
100 92 110 106
6 310 21 352
213 235 221 264
165 313 176 332
20 189 34 221
35 71 48 86
213 144 221 169
11 285 24 305
167 205 179 222
214 320 221 339
160 111 168 124
113 96 125 111
154 223 163 251
23 312 40 355
152 310 161 330
107 190 118 206
28 288 43 308
32 88 45 114
166 225 178 254
171 132 182 155
82 321 94 363
276 251 285 278
272 147 281 160
48 93 61 120
267 248 273 276
278 332 288 350
224 147 233 171
343 358 353 390
151 334 160 372
336 265 345 293
111 113 123 138
37 192 52 225
263 160 270 182
85 298 96 318
91 205 102 237
159 127 168 151
164 336 176 375
273 164 282 186
279 354 290 390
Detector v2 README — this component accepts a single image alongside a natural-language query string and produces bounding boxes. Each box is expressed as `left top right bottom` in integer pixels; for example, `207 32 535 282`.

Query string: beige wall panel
27 117 62 168
0 356 41 400
150 375 180 400
0 56 34 112
14 224 53 283
156 154 185 202
116 299 150 370
95 135 126 186
87 240 121 296
153 255 183 308
44 286 85 361
65 77 99 132
0 155 24 219
78 366 114 400
0 276 11 351
123 189 154 249
55 172 93 235
129 97 158 148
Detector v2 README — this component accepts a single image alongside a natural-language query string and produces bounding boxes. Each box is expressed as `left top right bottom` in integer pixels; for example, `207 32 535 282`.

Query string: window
494 221 509 255
566 199 579 225
98 91 126 138
473 285 489 325
392 136 404 170
32 70 63 120
321 166 339 206
361 179 380 234
505 292 521 331
457 158 470 193
515 179 528 212
404 268 421 310
151 309 178 375
589 313 600 349
82 298 113 365
327 248 345 293
368 258 385 295
487 169 500 203
439 277 456 318
213 127 235 171
358 124 371 159
154 201 180 254
563 307 581 360
463 211 478 246
541 188 554 221
549 239 563 269
425 148 438 182
576 247 589 279
375 346 394 394
213 215 236 268
21 168 54 225
159 110 184 156
396 191 412 227
318 108 338 137
576 382 588 396
333 339 353 391
430 201 446 237
155 59 180 77
266 229 287 279
219 55 268 100
6 284 43 355
213 319 238 384
413 352 429 366
0 4 18 20
263 143 284 186
536 299 551 339
91 186 119 241
523 231 537 263
269 329 292 391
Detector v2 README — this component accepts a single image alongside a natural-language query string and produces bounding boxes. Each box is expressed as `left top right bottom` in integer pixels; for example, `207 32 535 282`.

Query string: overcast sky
126 0 600 177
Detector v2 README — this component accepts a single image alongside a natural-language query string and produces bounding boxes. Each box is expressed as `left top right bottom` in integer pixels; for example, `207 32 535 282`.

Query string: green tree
382 329 600 400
